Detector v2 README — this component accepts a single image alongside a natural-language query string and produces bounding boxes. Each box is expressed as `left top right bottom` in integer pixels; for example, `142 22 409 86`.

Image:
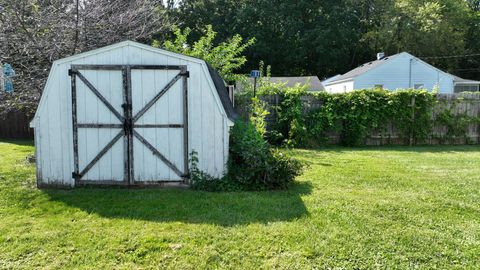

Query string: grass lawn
0 140 479 269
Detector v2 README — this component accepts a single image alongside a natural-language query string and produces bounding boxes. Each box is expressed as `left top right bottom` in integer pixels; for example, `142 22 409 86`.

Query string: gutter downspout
408 58 412 88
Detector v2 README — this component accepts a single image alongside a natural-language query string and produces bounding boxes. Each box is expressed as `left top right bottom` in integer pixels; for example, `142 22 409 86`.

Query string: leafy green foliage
170 0 361 76
328 90 393 146
170 0 480 80
389 90 436 144
271 84 309 147
227 121 303 190
189 150 242 192
234 61 286 118
154 25 255 82
247 89 438 147
361 0 470 71
249 97 269 138
434 100 480 143
189 120 303 192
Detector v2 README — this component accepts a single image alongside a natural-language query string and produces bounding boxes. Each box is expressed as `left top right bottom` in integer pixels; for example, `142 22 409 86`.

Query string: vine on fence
434 98 480 144
238 87 480 147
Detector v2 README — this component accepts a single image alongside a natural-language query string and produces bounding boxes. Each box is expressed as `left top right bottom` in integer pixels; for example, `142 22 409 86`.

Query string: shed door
130 67 189 183
69 65 189 185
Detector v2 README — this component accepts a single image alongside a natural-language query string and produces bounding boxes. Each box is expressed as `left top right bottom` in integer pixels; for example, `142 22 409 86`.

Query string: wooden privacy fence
2 93 480 144
0 111 34 139
249 93 480 146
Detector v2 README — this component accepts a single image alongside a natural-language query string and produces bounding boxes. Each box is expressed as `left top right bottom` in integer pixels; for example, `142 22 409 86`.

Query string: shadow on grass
44 181 312 226
0 139 34 146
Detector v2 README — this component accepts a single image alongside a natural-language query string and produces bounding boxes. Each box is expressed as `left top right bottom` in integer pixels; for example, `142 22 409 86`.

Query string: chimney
377 52 385 60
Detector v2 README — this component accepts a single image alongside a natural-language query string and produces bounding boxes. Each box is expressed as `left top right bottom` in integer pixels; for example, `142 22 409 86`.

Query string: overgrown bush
249 97 269 138
190 120 303 192
227 121 303 190
189 151 242 192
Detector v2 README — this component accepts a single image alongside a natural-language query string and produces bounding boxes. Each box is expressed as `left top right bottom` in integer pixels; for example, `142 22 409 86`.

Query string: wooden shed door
69 65 189 185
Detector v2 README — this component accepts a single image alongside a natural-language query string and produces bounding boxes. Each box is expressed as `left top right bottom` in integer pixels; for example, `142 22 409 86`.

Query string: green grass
1 141 479 269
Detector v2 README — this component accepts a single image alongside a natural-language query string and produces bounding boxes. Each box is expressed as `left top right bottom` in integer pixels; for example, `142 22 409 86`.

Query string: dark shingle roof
238 76 325 91
267 76 325 91
325 53 402 85
206 64 239 121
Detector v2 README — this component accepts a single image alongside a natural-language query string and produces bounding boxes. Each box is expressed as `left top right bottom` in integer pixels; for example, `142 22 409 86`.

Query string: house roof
241 76 324 91
453 75 480 85
268 76 324 91
325 53 402 85
321 75 341 85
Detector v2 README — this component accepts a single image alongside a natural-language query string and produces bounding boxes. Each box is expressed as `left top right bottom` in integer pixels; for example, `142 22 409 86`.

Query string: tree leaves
156 25 255 82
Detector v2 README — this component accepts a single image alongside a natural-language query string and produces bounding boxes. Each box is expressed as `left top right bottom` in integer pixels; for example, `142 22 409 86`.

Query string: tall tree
0 0 174 118
360 0 470 72
170 0 479 80
461 0 480 80
170 0 362 77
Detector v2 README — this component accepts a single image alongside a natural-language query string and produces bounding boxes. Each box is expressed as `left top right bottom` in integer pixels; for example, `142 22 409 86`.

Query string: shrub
249 97 269 138
189 151 242 192
228 120 303 190
189 120 304 192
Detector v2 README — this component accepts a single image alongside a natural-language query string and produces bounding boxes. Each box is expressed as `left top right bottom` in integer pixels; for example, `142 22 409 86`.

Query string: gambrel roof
31 40 238 126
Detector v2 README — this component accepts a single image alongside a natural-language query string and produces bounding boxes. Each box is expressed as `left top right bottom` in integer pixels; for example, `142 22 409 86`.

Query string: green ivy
248 89 439 147
389 90 436 145
273 85 309 147
434 101 480 144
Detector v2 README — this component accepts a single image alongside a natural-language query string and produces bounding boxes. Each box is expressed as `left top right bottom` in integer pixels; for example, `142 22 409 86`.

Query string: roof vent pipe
377 52 385 60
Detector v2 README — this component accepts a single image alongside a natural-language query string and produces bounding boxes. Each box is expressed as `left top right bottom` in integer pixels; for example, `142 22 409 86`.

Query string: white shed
30 41 237 188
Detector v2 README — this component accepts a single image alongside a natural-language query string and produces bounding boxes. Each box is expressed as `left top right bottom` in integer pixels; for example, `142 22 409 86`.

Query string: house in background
452 75 480 92
321 74 341 86
324 52 480 94
238 76 325 92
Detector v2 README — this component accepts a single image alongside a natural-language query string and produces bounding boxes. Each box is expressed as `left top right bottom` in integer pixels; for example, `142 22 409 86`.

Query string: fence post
410 95 416 146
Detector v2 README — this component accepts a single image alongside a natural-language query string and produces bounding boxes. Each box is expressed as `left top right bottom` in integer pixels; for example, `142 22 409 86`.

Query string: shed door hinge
72 172 81 179
180 70 190 78
68 69 77 76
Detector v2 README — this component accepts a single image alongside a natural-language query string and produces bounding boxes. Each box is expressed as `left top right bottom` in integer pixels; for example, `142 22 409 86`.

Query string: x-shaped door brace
69 65 189 184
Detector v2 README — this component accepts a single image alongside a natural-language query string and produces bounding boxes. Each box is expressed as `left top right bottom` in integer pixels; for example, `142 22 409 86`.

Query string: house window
414 84 424 89
454 84 480 93
374 84 383 89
